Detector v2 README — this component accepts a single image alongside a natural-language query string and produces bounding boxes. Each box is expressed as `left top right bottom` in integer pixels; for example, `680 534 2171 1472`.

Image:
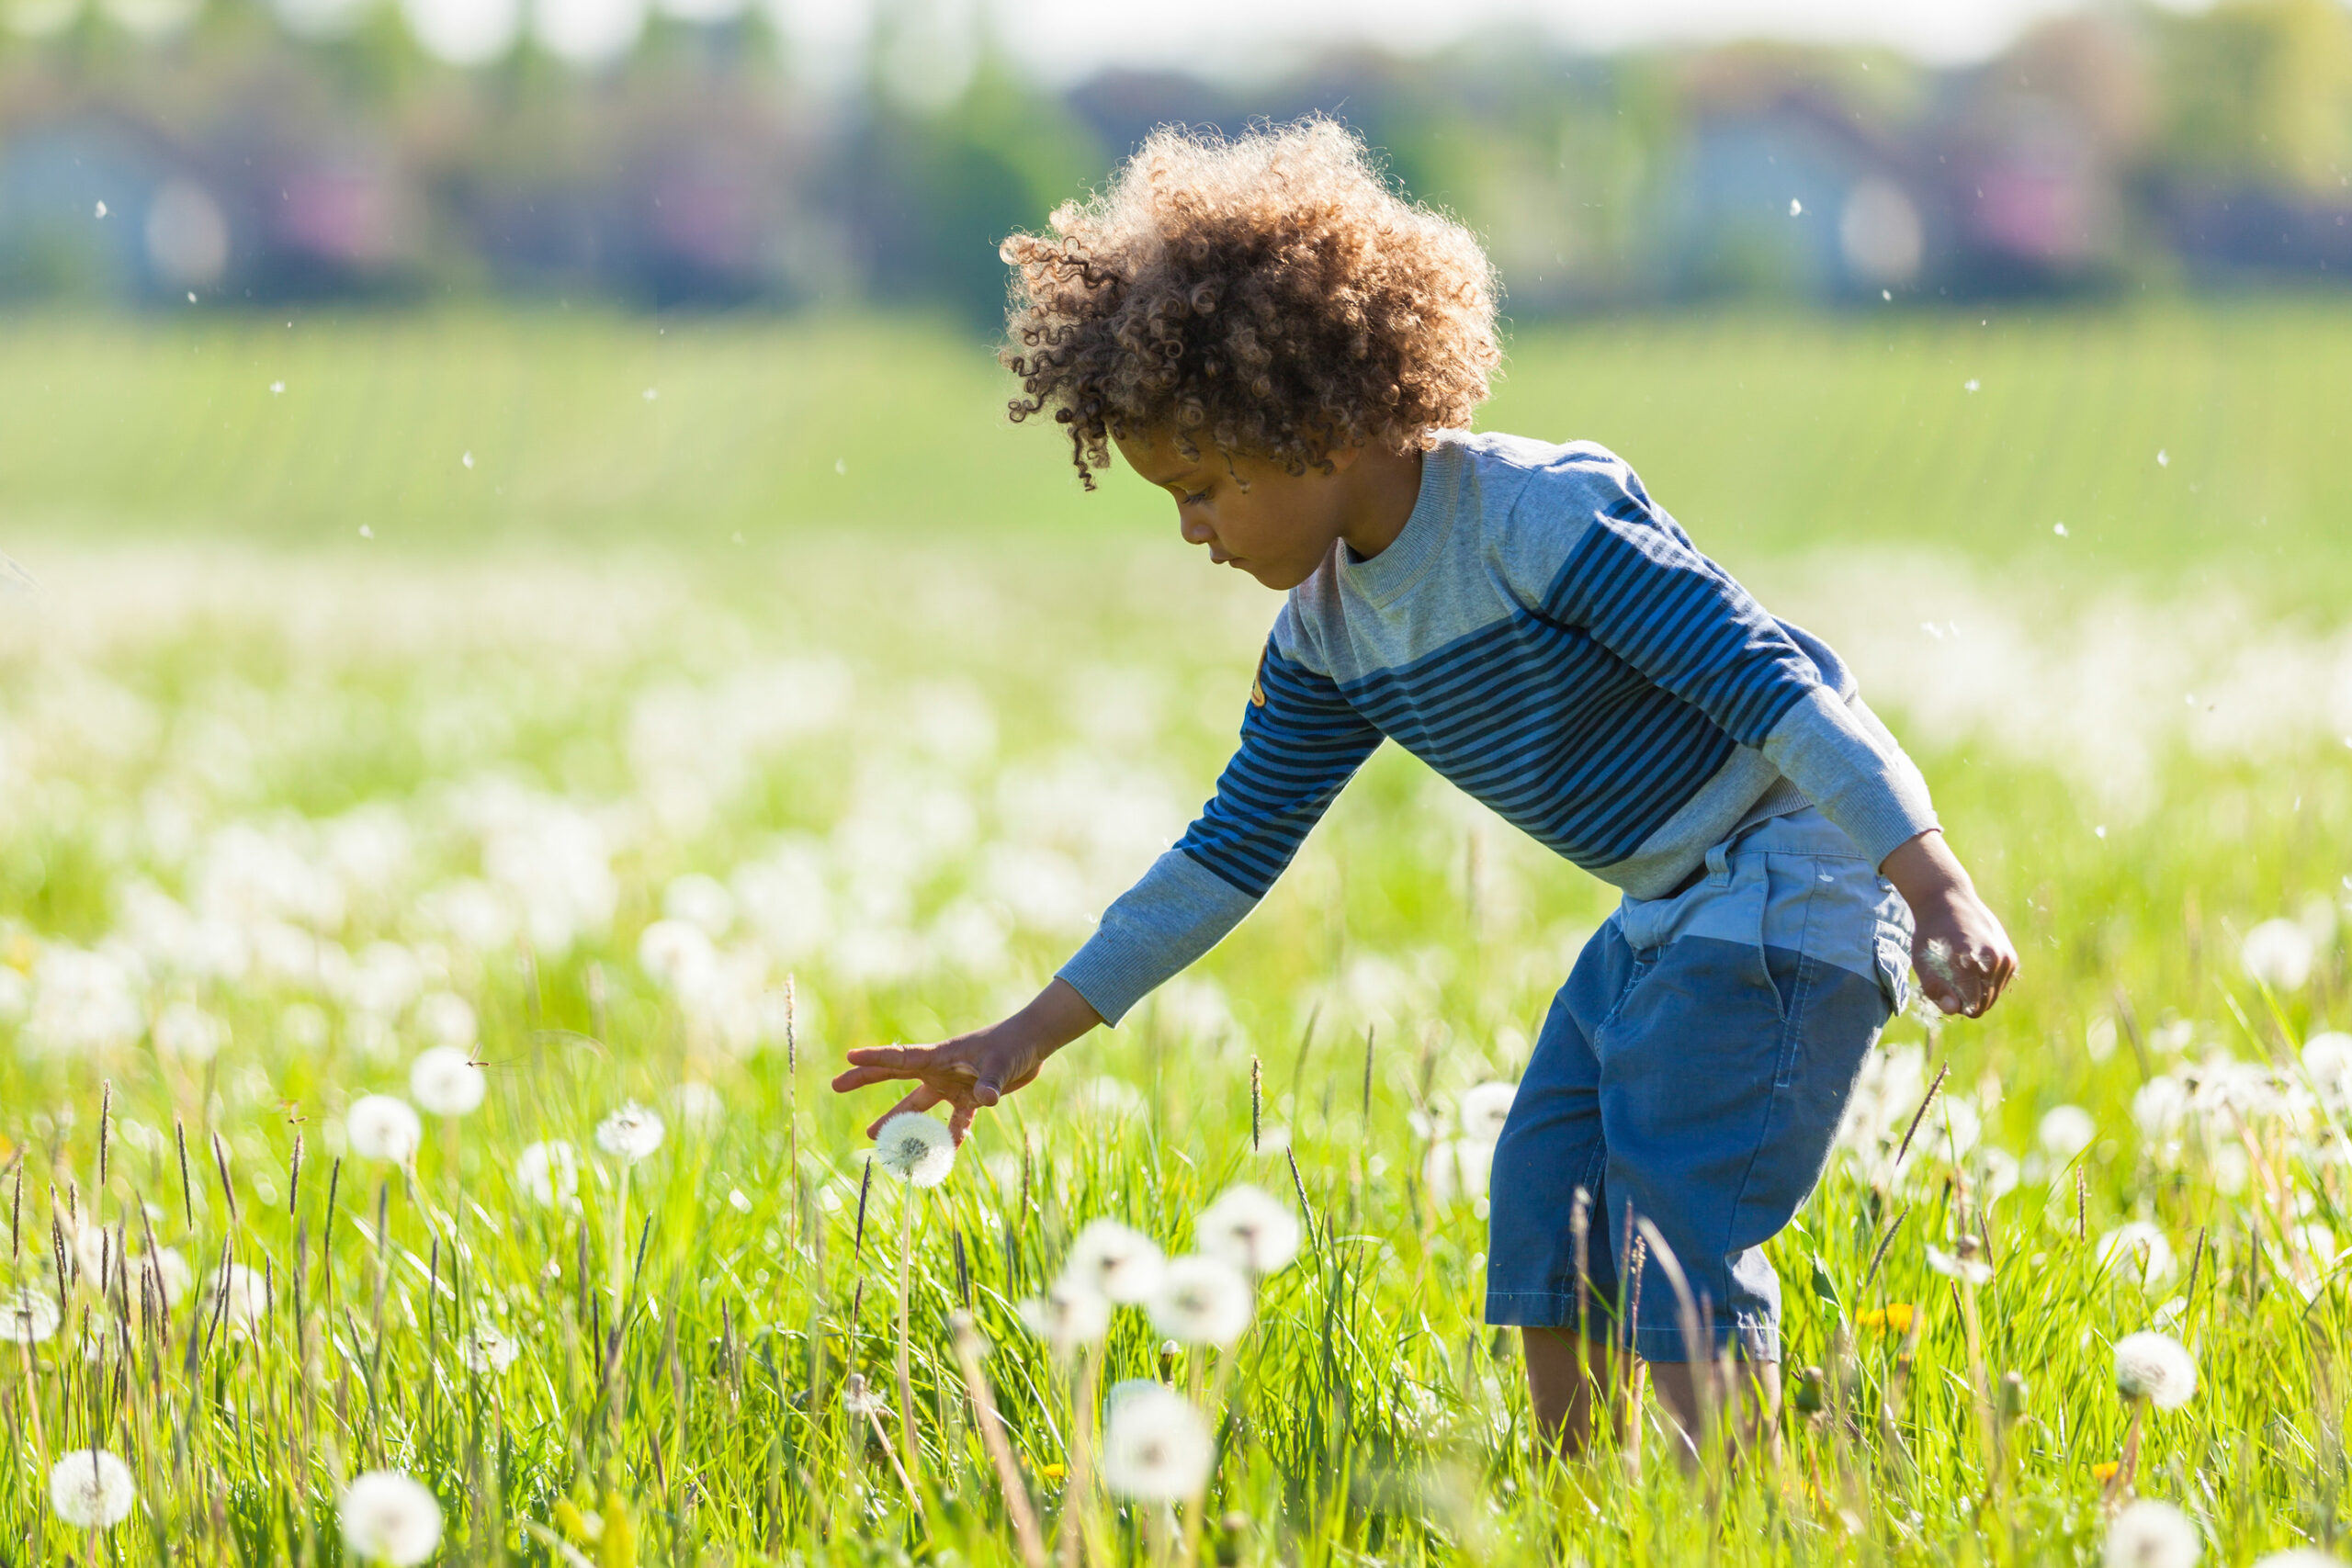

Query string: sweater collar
1337 437 1461 606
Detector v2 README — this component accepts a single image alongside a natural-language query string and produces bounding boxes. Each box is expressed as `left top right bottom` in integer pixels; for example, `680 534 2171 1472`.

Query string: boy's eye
1180 490 1210 506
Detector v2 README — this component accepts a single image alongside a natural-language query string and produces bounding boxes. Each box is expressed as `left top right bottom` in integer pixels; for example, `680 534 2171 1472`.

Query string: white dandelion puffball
50 1449 137 1529
671 1080 723 1132
1148 1254 1254 1347
209 1264 269 1334
1458 1080 1518 1144
1 1288 62 1344
2038 1104 2096 1161
1099 1382 1213 1502
1926 1245 1994 1285
2252 1551 2349 1568
514 1140 580 1205
2242 919 2317 990
346 1095 424 1162
340 1471 444 1567
874 1111 955 1188
1195 1183 1302 1275
152 999 228 1063
2115 1330 2199 1409
2105 1498 2201 1568
409 1045 486 1117
1066 1218 1166 1305
460 1326 520 1375
2303 1032 2352 1110
1017 1278 1112 1355
413 990 478 1050
595 1101 665 1164
2099 1223 2179 1289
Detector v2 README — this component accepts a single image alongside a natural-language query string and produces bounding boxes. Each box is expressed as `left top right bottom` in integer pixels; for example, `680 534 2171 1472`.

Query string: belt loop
1704 840 1732 887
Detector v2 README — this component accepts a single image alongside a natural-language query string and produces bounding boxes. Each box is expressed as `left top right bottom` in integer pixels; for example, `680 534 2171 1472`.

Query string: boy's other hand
1878 830 2019 1018
829 977 1102 1144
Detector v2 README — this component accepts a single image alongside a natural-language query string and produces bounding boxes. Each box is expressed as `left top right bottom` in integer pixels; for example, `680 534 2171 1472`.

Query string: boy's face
1112 427 1363 592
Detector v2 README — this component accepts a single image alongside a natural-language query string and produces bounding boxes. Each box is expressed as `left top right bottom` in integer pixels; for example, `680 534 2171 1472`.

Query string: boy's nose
1180 515 1216 547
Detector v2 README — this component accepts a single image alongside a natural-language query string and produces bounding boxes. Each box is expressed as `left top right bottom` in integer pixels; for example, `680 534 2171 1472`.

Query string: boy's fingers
947 1101 978 1145
842 1044 931 1070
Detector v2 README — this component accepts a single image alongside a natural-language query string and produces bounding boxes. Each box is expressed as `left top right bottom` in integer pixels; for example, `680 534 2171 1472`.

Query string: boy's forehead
1114 427 1201 485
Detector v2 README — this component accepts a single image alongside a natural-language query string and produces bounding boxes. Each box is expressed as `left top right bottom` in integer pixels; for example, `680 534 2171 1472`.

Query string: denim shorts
1482 806 1913 1362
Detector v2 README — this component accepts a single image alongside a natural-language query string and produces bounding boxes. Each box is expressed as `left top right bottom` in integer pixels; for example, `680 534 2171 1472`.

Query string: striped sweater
1059 430 1937 1026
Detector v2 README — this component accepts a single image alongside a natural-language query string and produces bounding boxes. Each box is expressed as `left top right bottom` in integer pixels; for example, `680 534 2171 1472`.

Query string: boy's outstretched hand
1880 829 2019 1018
830 977 1102 1144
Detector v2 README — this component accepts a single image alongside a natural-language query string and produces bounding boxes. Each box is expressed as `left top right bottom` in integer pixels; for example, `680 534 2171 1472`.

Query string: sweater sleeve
1537 461 1939 866
1058 626 1383 1025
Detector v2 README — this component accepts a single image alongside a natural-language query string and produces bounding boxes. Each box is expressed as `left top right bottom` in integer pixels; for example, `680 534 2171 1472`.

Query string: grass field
1 306 2350 1565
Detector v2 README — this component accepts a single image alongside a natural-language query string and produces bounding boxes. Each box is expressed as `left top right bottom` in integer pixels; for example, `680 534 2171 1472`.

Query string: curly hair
1000 118 1502 489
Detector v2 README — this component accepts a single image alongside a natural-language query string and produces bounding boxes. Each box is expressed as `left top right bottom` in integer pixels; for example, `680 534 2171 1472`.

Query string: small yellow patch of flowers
1856 1303 1917 1333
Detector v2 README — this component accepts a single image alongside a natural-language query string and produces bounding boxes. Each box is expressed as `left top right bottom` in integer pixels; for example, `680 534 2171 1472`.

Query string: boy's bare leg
1522 1327 1623 1454
1645 1359 1784 1465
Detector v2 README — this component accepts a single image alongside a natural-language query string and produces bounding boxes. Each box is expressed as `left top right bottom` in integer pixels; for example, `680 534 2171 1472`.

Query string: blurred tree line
1 0 2348 315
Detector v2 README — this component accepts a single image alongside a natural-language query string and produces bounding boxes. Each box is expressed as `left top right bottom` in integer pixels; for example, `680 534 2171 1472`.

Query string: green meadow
0 304 2348 1564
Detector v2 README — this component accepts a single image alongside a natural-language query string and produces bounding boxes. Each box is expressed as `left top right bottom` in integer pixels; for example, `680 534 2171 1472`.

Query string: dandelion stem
951 1310 1046 1568
896 1195 920 1488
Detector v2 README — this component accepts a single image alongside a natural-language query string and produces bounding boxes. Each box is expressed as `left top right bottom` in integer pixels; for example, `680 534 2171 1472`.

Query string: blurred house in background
1 0 2348 315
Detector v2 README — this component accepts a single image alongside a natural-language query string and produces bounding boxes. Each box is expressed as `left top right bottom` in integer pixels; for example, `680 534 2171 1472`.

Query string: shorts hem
1484 1291 1780 1363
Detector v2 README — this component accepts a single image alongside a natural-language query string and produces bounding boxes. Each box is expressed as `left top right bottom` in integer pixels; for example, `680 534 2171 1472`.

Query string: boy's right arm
831 977 1102 1143
831 626 1382 1141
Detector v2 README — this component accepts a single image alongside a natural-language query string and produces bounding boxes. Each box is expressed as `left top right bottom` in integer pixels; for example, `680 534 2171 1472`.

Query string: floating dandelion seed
358 525 373 539
2 1289 62 1344
49 1450 136 1529
2115 1330 2198 1409
2156 449 2169 467
2104 1498 2200 1568
2054 522 2068 536
461 451 474 469
95 200 107 218
595 1103 664 1164
642 387 658 400
1882 288 1892 300
346 1095 423 1163
459 1326 519 1375
1018 1278 1112 1355
409 1046 485 1117
514 1140 579 1205
1789 197 1804 216
1459 1081 1518 1143
269 380 285 395
339 1472 444 1568
873 1111 954 1188
1965 378 1981 392
1065 1218 1166 1304
1195 1183 1302 1275
1148 1254 1254 1347
1100 1383 1213 1502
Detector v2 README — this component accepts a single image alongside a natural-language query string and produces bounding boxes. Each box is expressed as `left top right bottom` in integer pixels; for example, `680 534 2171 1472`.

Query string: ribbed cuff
1765 686 1939 869
1057 850 1259 1026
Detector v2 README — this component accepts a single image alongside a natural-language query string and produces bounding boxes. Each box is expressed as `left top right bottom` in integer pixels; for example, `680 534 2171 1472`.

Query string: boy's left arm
1876 829 2018 1017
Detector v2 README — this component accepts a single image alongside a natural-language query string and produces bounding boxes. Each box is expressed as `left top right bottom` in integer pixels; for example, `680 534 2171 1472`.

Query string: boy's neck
1337 446 1427 563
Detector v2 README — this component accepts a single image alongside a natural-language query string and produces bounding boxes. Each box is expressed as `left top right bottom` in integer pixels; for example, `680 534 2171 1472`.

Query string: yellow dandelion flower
1857 1303 1917 1333
2091 1461 2120 1482
1040 1463 1068 1482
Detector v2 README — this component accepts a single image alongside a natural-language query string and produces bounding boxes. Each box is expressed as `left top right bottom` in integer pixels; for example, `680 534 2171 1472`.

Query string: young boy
832 120 2018 1450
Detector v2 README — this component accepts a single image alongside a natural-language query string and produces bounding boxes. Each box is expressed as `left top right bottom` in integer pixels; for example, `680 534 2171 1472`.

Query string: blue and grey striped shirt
1060 430 1937 1025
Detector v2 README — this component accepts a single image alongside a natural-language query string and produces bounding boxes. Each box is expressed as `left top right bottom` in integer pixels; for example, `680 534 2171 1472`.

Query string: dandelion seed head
49 1449 136 1529
339 1471 444 1568
1018 1278 1112 1354
595 1101 665 1164
1926 1244 1994 1285
460 1326 519 1375
2 1289 62 1345
2100 1224 2179 1290
2251 1551 2348 1568
1458 1080 1518 1143
345 1094 423 1163
841 1372 884 1418
2243 919 2317 990
1195 1183 1302 1275
514 1139 580 1205
409 1045 485 1117
1066 1219 1166 1305
873 1111 954 1187
2038 1104 2096 1160
2104 1498 2199 1568
1148 1254 1254 1347
1100 1383 1213 1501
2114 1329 2198 1408
413 990 477 1051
